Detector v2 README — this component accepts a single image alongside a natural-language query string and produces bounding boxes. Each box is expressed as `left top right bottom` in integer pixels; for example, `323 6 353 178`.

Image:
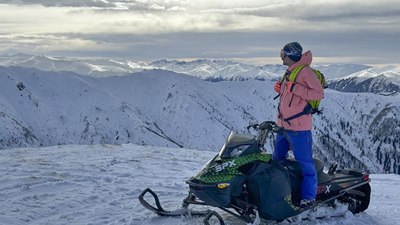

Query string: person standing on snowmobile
273 42 324 208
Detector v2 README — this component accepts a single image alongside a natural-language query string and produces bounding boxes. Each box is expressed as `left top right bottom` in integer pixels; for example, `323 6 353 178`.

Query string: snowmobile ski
138 188 211 217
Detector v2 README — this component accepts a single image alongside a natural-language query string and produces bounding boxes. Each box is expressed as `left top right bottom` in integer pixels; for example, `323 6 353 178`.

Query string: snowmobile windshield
218 131 259 158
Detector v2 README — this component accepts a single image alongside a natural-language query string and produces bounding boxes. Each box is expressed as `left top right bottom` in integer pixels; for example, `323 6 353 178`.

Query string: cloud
4 28 394 65
1 1 399 33
0 0 189 11
0 33 99 54
0 0 116 8
198 1 400 18
2 0 399 20
0 1 399 64
201 1 400 31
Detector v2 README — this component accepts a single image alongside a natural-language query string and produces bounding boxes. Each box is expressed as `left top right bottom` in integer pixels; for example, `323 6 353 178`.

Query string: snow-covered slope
313 90 400 174
0 144 398 225
0 66 275 150
328 65 400 95
1 65 399 175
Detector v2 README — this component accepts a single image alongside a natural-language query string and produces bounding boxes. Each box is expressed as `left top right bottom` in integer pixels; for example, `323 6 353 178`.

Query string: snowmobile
139 121 371 224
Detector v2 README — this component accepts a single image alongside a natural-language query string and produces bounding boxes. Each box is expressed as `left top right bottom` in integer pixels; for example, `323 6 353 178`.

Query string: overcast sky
0 0 399 65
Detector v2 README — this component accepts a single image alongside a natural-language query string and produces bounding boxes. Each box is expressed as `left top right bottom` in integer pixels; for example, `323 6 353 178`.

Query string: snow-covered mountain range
0 54 399 175
0 54 370 80
328 65 400 95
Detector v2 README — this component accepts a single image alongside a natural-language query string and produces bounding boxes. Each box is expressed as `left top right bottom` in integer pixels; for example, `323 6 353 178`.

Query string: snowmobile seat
282 158 332 184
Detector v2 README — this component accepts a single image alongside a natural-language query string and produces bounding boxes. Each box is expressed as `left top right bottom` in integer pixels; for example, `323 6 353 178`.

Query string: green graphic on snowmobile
194 152 271 183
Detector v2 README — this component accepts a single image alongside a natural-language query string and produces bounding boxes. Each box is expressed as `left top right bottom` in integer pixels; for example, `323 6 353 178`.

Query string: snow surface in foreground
0 144 399 225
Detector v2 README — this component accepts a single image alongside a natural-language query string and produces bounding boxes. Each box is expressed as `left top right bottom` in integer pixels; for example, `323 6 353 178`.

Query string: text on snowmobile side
213 160 236 172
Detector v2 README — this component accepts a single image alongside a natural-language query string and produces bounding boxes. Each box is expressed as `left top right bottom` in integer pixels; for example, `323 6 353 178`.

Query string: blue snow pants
272 130 317 200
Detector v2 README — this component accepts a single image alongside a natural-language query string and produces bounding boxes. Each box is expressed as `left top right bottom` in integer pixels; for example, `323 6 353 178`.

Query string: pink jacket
276 50 324 131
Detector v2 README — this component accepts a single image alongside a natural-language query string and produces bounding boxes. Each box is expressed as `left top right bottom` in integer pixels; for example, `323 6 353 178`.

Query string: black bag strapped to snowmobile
139 121 371 225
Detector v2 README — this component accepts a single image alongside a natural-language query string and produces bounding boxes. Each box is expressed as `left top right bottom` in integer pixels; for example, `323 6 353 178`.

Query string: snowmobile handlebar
247 121 283 133
247 121 283 148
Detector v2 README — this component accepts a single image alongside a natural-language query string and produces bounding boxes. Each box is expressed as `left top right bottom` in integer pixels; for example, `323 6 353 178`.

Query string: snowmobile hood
192 152 271 183
190 131 271 183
